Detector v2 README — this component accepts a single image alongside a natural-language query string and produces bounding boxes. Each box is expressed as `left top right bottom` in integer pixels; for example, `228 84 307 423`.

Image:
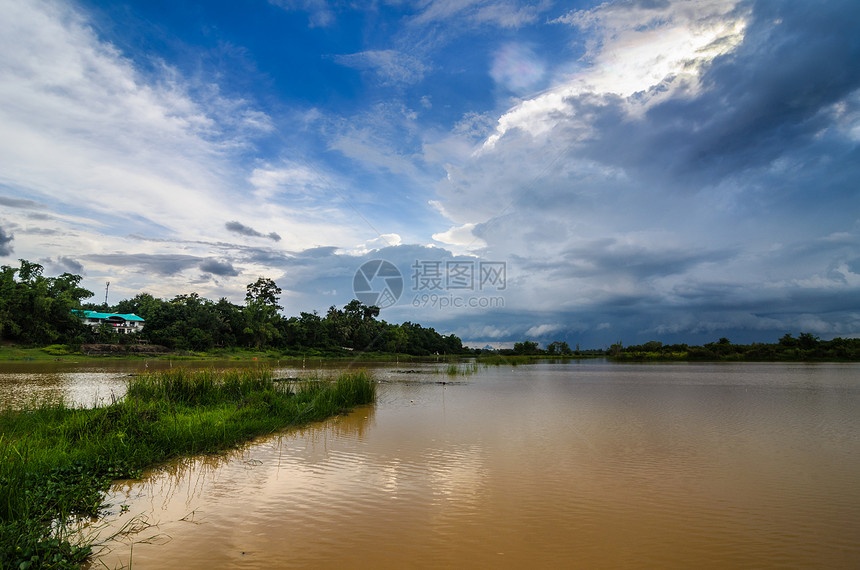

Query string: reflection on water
6 360 860 568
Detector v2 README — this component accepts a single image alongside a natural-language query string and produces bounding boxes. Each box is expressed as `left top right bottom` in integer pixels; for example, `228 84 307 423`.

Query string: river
3 359 859 568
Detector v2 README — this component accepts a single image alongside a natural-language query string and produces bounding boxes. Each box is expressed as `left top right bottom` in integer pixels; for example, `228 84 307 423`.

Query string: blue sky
1 0 859 348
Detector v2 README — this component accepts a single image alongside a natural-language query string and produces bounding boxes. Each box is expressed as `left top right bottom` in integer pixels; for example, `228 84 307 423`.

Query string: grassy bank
0 343 447 363
0 367 375 569
475 354 602 366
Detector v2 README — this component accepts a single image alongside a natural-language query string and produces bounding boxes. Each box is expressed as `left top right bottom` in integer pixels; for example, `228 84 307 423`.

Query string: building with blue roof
75 310 145 335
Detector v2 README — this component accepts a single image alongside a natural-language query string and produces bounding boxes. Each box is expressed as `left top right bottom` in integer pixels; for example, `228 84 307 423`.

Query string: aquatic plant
437 361 480 376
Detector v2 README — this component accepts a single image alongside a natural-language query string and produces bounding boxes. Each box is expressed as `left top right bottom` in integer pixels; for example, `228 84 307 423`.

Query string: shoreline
0 367 376 570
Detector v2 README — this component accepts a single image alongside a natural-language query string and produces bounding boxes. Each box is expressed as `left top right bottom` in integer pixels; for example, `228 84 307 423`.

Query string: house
75 310 145 334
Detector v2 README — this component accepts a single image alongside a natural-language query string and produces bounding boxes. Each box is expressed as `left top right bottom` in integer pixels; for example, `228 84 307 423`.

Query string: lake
3 359 859 568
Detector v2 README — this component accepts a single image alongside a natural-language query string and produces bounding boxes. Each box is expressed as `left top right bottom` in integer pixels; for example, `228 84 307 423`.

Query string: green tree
513 340 541 355
242 278 283 349
245 277 282 310
798 332 820 350
0 260 92 345
546 341 572 355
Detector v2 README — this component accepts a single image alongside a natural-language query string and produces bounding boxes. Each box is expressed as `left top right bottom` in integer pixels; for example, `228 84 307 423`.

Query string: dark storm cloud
199 259 240 276
56 256 84 274
557 240 735 279
0 226 13 256
244 248 292 266
566 1 860 188
225 221 281 241
84 253 202 276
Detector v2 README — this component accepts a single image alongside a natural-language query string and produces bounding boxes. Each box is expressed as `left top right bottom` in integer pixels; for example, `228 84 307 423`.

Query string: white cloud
432 223 487 250
334 50 428 85
490 43 546 94
525 323 562 337
348 234 403 255
0 0 374 301
0 0 269 239
411 0 544 29
249 162 328 200
268 0 334 27
483 0 748 149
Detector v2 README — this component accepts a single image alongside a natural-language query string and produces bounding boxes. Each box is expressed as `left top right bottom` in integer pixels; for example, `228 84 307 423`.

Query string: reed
438 361 480 376
0 368 375 570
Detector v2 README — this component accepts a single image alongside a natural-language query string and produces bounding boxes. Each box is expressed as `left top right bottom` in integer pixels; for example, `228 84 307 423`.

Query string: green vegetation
606 334 860 361
0 259 466 357
476 354 555 365
0 367 375 569
482 333 860 362
0 260 93 346
439 361 480 376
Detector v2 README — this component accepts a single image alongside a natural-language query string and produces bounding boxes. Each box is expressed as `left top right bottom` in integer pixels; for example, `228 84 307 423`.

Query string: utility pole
104 281 110 308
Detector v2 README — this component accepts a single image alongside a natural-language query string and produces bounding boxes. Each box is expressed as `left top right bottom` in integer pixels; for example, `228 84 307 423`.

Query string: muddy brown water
3 360 859 568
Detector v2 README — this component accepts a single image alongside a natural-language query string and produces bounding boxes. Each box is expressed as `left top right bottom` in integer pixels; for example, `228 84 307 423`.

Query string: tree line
605 334 860 361
485 334 860 362
0 259 464 356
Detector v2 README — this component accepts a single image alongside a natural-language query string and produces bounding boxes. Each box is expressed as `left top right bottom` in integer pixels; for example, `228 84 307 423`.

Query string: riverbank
0 367 375 570
0 343 451 363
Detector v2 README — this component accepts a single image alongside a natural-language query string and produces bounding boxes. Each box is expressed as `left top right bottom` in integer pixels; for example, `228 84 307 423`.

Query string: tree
0 259 92 345
243 278 283 349
513 340 540 355
798 332 820 350
245 277 282 310
546 341 572 355
779 333 798 347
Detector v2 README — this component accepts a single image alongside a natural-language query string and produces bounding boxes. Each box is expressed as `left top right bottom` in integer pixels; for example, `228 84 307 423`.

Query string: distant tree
243 278 283 349
779 333 798 347
546 341 572 355
513 340 541 355
245 277 282 310
798 332 820 350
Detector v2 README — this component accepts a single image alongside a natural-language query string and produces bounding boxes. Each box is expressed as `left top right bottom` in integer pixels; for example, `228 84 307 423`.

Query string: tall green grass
0 368 375 570
438 361 480 375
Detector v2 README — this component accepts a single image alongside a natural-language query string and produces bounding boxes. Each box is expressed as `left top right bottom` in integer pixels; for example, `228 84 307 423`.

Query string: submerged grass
0 367 375 569
438 361 481 376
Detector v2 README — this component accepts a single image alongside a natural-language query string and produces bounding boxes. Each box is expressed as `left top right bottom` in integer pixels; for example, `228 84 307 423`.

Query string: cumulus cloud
349 234 403 255
425 0 860 343
432 223 487 250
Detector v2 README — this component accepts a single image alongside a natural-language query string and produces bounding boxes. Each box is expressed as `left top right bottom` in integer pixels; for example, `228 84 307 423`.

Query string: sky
1 0 859 348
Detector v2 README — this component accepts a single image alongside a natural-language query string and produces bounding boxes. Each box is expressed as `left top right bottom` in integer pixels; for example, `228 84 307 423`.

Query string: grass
0 367 375 569
0 343 460 364
437 361 481 376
